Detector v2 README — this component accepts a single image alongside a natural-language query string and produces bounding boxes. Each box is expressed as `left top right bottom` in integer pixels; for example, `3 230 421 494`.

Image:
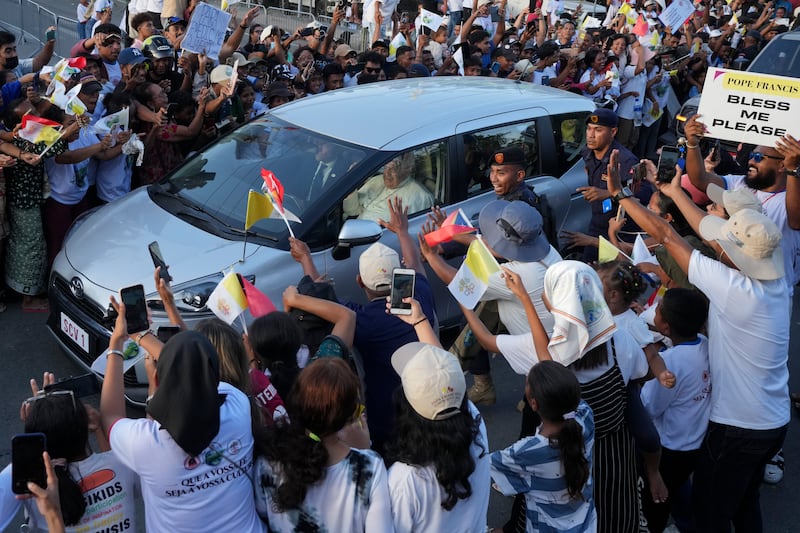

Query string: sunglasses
364 66 381 74
496 217 523 245
25 389 78 412
748 151 783 163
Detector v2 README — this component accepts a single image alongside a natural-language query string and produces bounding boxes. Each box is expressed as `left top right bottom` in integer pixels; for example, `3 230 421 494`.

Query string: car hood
64 188 263 291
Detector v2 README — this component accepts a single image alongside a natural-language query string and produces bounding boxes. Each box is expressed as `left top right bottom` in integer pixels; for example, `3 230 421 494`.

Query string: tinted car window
461 121 540 197
749 36 800 78
551 112 588 176
163 116 372 241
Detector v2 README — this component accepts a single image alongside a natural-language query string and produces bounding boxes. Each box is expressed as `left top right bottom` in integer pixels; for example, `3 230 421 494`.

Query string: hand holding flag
448 237 501 309
424 208 476 247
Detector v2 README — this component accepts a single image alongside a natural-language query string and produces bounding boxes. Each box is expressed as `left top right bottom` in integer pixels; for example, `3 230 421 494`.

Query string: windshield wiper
152 186 278 242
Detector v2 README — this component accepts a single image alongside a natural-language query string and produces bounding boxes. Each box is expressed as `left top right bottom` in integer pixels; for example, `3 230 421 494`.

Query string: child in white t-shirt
640 287 711 532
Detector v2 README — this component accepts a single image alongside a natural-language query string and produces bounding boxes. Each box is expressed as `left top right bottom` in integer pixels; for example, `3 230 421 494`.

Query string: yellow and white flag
448 238 500 309
221 0 241 10
598 236 624 263
206 272 248 324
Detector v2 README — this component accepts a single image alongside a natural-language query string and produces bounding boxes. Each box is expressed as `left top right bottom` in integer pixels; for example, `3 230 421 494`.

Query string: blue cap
118 47 148 66
585 107 618 128
479 200 550 262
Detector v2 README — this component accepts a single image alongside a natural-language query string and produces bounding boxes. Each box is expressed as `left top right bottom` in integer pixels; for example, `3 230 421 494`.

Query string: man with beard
0 29 56 78
684 114 800 290
684 114 800 489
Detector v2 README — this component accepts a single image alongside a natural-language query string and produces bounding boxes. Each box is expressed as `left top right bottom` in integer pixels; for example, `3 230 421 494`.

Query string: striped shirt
490 401 597 533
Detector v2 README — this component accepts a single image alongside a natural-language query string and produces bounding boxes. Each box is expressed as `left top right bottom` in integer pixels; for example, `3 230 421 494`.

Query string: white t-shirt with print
641 335 712 451
387 402 490 533
0 451 139 533
614 308 655 348
483 246 562 336
688 250 790 430
109 382 266 533
255 448 393 532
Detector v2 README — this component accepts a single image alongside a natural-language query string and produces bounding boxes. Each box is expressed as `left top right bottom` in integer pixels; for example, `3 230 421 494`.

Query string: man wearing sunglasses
683 114 800 292
683 113 800 491
346 51 385 87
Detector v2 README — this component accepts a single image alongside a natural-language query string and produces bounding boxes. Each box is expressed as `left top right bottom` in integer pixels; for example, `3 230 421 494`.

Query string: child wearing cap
383 301 490 533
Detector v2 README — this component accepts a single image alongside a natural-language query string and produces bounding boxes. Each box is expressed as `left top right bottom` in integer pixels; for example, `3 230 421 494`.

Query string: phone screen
148 241 172 282
491 62 501 74
120 284 149 334
157 325 181 343
12 433 46 495
390 270 415 315
657 146 681 183
44 373 101 398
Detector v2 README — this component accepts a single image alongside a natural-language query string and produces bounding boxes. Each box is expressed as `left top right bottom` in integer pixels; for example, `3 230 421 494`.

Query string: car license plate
61 312 89 353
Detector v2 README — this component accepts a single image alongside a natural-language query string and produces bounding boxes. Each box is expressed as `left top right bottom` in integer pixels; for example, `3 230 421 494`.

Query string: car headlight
145 273 256 315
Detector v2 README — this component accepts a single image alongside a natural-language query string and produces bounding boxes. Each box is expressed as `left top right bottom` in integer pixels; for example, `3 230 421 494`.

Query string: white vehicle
48 77 595 404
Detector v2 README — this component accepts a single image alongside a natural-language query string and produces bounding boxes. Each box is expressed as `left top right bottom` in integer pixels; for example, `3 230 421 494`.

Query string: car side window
342 141 446 222
551 112 588 176
461 122 540 198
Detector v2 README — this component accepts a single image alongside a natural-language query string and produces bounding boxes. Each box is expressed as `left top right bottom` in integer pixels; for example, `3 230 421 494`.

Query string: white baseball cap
358 242 400 291
392 342 466 421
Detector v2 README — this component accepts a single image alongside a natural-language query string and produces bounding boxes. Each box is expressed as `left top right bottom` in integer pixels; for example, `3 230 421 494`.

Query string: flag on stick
93 108 129 135
239 275 276 317
632 234 658 265
424 209 475 247
17 115 62 145
221 0 241 10
245 189 275 230
598 236 624 263
206 272 248 324
448 237 500 309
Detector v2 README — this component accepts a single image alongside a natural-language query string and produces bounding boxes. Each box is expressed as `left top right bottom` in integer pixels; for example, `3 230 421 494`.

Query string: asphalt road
1 293 800 531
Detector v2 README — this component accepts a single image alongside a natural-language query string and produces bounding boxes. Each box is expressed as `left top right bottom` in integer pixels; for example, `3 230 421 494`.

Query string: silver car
48 77 594 404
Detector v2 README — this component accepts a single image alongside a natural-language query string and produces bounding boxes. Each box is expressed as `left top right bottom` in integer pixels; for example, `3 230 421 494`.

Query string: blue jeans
692 421 787 532
77 21 88 40
447 10 462 38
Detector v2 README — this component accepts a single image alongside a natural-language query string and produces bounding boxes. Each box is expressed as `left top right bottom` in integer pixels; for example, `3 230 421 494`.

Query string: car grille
50 275 140 387
52 275 107 324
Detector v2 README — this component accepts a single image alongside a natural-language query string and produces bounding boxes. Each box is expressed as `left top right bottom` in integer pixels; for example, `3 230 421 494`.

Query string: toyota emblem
70 277 84 299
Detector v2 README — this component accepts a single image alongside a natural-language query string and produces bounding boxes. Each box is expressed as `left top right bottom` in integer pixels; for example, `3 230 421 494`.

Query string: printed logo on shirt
204 449 224 466
228 439 242 455
78 468 116 493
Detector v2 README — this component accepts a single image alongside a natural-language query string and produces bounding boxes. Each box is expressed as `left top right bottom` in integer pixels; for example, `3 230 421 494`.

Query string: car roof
268 77 595 150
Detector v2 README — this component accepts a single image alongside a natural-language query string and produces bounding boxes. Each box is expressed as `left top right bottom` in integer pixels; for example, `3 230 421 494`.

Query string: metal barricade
316 15 369 52
55 15 79 59
265 7 317 33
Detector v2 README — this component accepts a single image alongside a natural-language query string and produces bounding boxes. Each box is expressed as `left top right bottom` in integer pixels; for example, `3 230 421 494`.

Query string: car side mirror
332 219 382 260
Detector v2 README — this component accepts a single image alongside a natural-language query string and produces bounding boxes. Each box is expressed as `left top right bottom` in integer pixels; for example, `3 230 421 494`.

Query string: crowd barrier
10 0 371 64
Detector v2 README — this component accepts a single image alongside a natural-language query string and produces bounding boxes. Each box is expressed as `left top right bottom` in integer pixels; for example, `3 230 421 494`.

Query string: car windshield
160 115 372 241
749 36 800 78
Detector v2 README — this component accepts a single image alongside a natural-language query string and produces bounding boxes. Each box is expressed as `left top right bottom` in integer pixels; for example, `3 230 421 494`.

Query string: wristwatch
614 186 633 202
787 168 799 177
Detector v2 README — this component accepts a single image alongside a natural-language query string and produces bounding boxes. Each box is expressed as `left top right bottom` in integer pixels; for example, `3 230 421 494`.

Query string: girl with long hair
1 381 138 531
490 360 596 532
383 298 490 532
253 358 390 531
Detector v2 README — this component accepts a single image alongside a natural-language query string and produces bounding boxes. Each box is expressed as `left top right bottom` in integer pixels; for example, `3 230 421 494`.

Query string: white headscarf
544 261 617 366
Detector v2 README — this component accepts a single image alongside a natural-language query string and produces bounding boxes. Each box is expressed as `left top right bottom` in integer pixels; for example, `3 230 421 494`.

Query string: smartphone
401 11 410 23
541 75 550 86
45 29 56 41
616 204 626 222
11 433 47 495
120 284 149 334
300 27 315 37
657 146 681 183
490 61 501 74
709 139 721 161
157 325 181 343
631 162 646 193
490 5 501 22
148 241 172 282
390 268 416 315
44 373 100 398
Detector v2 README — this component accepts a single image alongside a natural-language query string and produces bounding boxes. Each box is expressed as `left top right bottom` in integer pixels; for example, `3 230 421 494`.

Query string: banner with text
181 2 231 59
696 67 800 147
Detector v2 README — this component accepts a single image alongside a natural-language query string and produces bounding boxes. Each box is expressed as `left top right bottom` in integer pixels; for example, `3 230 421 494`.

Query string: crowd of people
0 0 798 530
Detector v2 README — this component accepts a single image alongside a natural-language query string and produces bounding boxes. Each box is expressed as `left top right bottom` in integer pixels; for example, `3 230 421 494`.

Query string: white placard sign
658 0 694 30
696 67 800 147
181 2 231 59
